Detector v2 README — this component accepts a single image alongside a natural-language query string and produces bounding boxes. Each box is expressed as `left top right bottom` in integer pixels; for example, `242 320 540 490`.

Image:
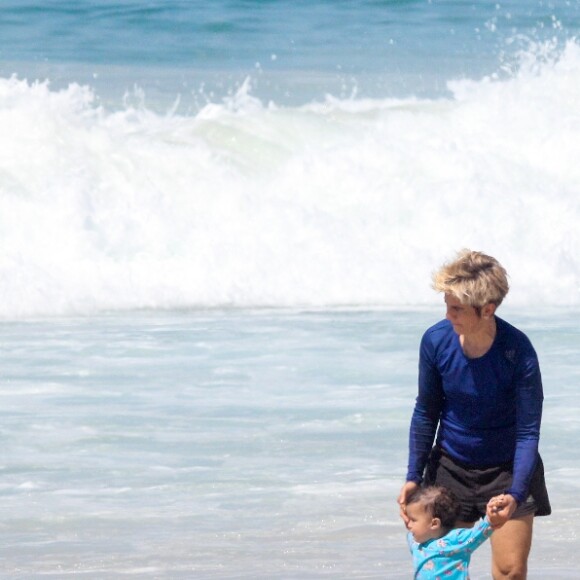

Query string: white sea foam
1 42 579 317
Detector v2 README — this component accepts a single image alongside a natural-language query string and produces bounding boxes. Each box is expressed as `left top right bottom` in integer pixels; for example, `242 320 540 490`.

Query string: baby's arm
450 517 493 553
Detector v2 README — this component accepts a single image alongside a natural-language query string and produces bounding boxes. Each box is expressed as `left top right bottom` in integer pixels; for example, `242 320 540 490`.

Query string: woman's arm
406 331 444 484
507 339 543 504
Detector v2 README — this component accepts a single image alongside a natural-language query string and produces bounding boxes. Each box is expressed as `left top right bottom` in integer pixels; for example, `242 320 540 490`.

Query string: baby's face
406 502 440 544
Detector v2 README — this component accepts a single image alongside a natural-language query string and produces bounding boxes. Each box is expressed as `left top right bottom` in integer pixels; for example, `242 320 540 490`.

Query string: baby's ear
430 517 442 530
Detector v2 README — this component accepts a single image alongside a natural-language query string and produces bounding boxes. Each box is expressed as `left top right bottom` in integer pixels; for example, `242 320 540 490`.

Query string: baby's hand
488 494 505 512
486 494 507 529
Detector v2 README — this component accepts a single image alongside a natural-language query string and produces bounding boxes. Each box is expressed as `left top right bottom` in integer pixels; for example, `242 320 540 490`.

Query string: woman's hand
398 481 419 527
486 493 517 529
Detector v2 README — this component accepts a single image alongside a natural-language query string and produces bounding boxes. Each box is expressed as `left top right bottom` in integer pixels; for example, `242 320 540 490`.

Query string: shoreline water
0 308 578 577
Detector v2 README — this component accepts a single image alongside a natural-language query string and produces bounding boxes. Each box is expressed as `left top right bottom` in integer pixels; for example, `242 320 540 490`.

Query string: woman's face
444 294 487 337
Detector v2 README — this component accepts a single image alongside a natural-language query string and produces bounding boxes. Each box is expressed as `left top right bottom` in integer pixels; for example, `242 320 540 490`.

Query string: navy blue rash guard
406 316 544 505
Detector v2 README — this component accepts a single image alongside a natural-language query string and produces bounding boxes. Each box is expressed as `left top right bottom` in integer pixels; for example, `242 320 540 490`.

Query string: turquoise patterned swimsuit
408 517 493 579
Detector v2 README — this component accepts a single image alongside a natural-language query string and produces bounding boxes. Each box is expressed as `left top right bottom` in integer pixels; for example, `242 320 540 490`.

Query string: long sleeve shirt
406 317 543 504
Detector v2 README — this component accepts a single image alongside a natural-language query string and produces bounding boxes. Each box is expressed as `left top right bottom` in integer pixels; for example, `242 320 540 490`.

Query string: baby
404 485 505 579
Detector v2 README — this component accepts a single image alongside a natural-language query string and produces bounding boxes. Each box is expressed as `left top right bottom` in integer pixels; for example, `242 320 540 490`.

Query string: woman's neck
460 317 497 359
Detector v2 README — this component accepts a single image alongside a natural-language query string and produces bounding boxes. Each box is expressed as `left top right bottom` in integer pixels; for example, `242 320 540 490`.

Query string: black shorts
424 446 551 523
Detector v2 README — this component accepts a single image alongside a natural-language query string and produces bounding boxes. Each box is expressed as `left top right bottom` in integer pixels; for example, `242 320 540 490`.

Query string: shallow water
1 308 578 577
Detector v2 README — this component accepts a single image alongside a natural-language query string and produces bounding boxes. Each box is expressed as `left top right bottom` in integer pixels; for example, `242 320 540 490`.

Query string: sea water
1 0 580 577
1 309 579 578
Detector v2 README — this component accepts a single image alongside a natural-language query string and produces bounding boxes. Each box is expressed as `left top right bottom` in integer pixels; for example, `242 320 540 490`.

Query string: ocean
1 0 579 577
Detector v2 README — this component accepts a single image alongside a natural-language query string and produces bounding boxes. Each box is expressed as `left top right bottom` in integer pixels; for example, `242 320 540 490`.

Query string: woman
398 249 550 580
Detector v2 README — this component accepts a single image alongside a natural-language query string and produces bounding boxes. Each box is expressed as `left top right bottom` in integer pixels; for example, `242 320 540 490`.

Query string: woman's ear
482 303 497 319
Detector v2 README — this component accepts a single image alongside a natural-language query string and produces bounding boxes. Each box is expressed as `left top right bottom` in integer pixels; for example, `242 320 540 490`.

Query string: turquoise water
2 0 580 104
1 309 578 577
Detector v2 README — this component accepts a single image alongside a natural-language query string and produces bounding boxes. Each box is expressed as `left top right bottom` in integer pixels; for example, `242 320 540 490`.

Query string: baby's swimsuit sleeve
450 517 493 553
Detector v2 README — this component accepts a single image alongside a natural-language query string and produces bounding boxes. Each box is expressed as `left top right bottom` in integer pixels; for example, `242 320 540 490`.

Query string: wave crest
1 42 579 316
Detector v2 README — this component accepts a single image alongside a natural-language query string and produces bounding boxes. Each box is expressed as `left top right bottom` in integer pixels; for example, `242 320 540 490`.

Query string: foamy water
1 41 579 317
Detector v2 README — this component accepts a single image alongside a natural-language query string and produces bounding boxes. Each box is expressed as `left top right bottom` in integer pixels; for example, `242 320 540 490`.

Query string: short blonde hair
432 249 509 308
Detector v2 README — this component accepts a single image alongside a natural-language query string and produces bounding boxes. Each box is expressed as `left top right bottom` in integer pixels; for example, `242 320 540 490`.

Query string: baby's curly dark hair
407 485 461 530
